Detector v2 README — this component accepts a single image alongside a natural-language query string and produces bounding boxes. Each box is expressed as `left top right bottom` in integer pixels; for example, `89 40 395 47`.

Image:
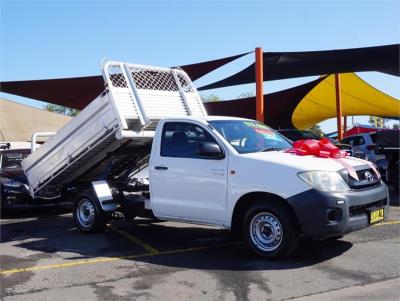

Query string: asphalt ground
0 193 399 301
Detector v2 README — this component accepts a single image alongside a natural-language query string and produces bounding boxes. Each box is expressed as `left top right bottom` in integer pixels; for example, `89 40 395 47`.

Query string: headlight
0 177 22 188
298 171 350 192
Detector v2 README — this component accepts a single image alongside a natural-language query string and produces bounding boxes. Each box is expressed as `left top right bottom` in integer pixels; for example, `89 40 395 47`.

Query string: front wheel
73 193 108 233
243 201 300 259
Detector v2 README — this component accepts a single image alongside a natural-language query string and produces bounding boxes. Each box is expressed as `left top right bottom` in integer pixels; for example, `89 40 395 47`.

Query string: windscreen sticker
244 121 283 141
255 128 282 140
244 121 269 129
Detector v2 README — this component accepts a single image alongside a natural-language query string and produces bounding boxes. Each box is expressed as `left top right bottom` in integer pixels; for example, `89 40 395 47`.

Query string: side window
354 136 365 146
341 137 349 144
161 122 218 158
342 137 353 145
369 133 376 143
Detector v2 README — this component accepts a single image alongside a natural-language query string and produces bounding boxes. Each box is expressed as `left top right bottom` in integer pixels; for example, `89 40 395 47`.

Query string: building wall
0 98 72 142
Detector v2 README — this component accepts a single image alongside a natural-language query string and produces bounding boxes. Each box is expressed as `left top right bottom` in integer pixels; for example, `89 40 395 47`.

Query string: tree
305 124 323 137
368 116 389 128
44 104 80 116
237 92 255 99
201 94 222 102
393 123 399 129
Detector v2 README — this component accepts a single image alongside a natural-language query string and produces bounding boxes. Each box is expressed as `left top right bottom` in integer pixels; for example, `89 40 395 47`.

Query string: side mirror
197 142 224 159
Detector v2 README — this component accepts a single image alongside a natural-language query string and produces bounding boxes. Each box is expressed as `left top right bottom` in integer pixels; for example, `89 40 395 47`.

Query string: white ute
22 61 389 258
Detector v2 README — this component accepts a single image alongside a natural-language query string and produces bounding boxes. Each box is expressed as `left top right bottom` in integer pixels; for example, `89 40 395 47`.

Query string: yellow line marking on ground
4 218 398 276
372 220 400 227
108 225 159 254
0 241 242 276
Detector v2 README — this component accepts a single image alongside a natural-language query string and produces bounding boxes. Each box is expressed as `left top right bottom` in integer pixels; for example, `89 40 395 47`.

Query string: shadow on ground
3 186 399 272
1 211 353 272
1 205 72 219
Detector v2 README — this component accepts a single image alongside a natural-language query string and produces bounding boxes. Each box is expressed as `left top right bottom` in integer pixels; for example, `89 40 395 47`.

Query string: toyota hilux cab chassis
22 62 389 258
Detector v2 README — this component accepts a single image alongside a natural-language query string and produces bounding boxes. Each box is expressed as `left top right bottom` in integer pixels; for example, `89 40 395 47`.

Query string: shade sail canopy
0 52 250 110
0 76 104 110
0 45 398 130
178 52 251 81
292 73 400 129
205 77 325 129
199 44 400 90
205 73 399 129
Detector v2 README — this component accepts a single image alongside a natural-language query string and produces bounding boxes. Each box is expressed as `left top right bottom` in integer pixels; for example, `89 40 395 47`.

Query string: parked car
0 147 65 209
341 132 389 181
341 133 377 160
0 148 32 208
277 129 354 156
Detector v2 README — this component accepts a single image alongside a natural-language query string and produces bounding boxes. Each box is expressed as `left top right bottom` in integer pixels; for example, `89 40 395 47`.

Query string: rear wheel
243 201 300 259
73 193 107 233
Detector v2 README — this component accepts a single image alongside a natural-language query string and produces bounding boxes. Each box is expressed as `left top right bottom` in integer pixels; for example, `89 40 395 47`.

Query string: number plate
369 208 384 224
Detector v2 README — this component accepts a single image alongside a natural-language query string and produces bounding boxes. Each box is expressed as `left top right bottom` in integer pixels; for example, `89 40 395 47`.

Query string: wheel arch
230 191 302 236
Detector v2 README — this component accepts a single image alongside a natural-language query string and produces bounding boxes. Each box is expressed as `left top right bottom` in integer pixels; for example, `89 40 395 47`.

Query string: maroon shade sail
0 52 251 110
199 44 400 90
204 76 325 129
178 52 252 81
0 76 104 110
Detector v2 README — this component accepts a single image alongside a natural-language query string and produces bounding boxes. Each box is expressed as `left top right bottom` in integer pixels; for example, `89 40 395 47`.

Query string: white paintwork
150 119 228 223
30 132 56 153
148 116 370 228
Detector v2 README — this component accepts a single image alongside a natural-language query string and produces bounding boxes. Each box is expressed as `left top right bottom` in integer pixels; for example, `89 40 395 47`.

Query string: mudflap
92 181 117 212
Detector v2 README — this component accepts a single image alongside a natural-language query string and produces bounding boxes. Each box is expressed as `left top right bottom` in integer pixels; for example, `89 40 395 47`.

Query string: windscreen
209 120 291 154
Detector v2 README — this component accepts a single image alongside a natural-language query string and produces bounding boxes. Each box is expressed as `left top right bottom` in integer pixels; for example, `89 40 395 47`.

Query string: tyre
73 193 108 233
242 201 300 259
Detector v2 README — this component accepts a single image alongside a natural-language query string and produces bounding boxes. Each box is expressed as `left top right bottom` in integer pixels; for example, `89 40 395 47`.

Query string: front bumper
287 182 389 238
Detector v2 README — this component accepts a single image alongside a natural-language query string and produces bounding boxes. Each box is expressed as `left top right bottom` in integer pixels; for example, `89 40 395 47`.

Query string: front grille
344 167 381 190
349 198 386 216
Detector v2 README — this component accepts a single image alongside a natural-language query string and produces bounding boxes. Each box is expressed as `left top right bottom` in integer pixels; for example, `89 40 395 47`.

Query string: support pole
255 47 264 123
335 73 343 141
343 116 347 136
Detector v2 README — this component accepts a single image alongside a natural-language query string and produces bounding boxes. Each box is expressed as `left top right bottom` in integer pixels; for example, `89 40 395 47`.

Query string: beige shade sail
0 98 71 142
292 73 400 129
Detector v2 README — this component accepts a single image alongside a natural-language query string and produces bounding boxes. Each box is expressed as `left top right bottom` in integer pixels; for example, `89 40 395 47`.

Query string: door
150 121 228 224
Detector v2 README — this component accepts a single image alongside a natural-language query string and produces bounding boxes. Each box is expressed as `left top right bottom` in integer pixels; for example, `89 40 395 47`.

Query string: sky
0 0 399 133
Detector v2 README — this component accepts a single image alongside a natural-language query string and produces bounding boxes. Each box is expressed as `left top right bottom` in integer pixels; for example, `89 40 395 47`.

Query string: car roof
0 148 31 154
344 132 375 138
161 115 252 124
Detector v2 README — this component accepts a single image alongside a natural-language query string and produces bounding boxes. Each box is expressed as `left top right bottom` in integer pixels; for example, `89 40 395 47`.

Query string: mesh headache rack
102 61 207 131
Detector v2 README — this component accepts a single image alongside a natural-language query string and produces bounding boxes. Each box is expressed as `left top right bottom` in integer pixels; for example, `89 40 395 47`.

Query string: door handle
155 166 168 170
